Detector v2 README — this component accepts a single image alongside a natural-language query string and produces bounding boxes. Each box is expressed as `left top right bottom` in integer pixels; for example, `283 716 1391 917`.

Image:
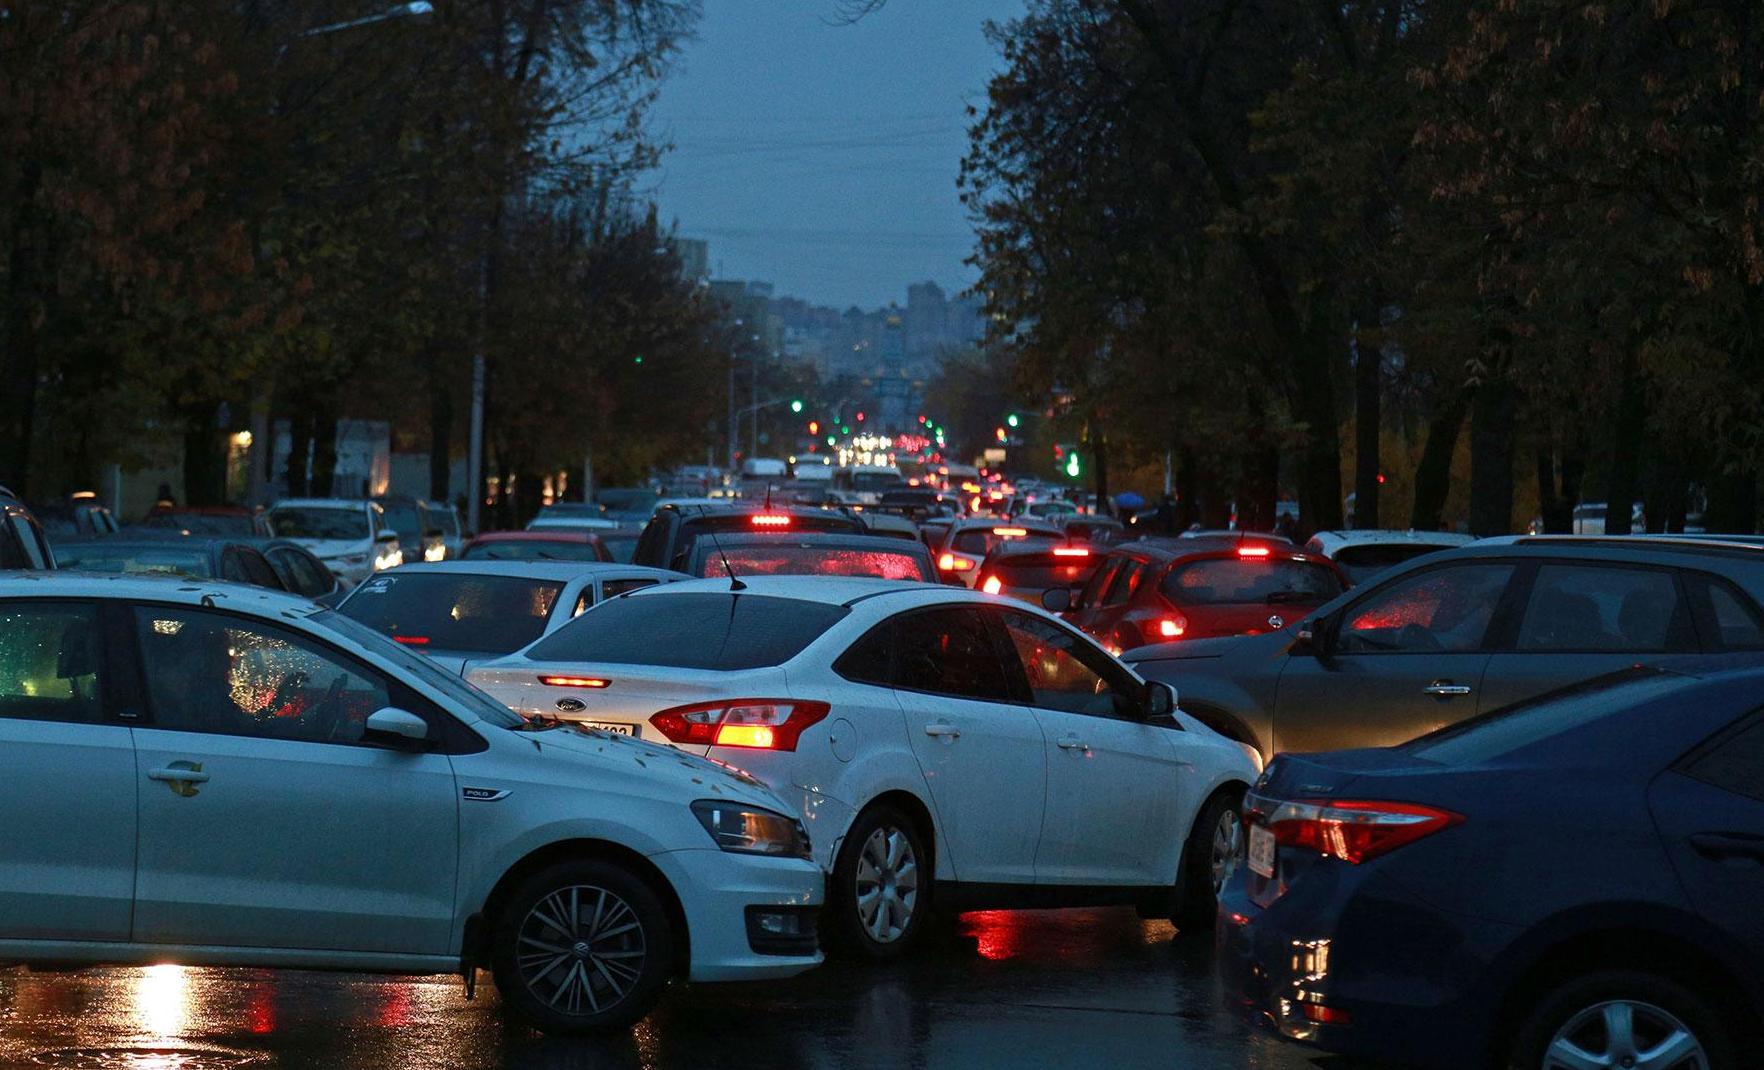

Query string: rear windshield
378 502 424 541
674 513 861 568
56 544 212 578
953 527 1053 555
267 506 369 541
141 512 256 536
1333 544 1451 585
1404 670 1685 766
1161 557 1343 605
598 532 639 563
990 553 1101 590
527 593 849 670
597 489 658 513
463 539 601 562
695 544 931 581
339 572 565 654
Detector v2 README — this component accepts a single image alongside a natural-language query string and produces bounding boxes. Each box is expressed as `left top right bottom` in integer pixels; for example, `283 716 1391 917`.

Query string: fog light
744 905 819 955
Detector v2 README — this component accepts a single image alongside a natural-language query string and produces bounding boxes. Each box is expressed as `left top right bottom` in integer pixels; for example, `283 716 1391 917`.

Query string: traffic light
995 427 1007 443
1066 450 1082 479
855 411 865 422
1006 413 1019 428
790 399 803 414
808 420 819 435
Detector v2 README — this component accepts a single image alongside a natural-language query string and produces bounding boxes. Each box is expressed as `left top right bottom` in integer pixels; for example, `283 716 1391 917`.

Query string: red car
1058 536 1345 652
460 530 611 562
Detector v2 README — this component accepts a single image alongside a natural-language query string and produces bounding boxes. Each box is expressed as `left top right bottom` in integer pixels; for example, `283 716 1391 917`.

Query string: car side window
886 607 1016 703
1076 557 1121 610
238 549 281 590
275 549 333 597
0 602 104 724
996 610 1138 719
1696 577 1764 650
833 620 894 687
1682 715 1764 803
1336 564 1514 654
133 607 391 745
602 578 659 599
1514 565 1693 653
1102 560 1143 607
220 550 252 584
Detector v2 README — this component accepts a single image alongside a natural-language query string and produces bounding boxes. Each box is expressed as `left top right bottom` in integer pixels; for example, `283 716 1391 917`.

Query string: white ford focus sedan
0 573 823 1034
468 577 1260 958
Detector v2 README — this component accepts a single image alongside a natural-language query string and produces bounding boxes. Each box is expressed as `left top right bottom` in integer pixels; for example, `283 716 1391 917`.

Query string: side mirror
364 707 429 747
1144 681 1178 722
375 531 399 545
1041 587 1072 613
1291 618 1331 659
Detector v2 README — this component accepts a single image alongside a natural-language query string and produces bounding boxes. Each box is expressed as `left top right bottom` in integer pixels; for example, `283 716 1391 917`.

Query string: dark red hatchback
1062 536 1345 652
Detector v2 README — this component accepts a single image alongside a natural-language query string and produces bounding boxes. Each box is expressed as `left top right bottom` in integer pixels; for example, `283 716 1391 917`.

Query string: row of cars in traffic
3 482 1762 1067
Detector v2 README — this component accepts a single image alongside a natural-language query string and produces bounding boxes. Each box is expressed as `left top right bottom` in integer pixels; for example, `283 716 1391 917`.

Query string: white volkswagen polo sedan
468 577 1260 959
0 573 822 1034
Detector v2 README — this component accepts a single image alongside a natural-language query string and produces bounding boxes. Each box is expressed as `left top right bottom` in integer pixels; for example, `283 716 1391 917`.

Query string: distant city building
673 238 710 280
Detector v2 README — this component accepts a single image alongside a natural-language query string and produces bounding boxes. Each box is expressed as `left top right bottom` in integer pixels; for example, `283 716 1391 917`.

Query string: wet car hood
516 722 791 813
293 537 371 559
1123 631 1284 662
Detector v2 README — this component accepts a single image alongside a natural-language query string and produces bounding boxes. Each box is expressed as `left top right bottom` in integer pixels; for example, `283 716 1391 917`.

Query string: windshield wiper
513 712 564 732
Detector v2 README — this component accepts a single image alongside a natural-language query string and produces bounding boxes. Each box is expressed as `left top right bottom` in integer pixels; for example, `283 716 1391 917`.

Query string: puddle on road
26 1047 261 1070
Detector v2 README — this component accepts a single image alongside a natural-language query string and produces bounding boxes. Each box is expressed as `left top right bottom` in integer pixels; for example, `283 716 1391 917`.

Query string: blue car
1220 664 1764 1070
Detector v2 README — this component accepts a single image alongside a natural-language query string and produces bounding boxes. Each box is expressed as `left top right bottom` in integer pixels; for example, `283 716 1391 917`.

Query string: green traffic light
1066 452 1081 478
790 399 803 413
1006 413 1019 428
826 435 837 446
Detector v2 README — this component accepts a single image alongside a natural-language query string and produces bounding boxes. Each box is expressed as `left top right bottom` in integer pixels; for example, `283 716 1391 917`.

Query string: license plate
584 721 637 737
1248 823 1276 879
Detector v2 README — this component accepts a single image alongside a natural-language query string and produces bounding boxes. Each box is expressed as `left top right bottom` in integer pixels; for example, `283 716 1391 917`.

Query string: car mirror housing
364 707 429 747
1041 587 1072 613
1144 680 1177 722
1291 618 1332 658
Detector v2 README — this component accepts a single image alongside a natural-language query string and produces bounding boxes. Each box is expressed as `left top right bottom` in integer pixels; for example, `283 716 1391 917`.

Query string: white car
469 577 1260 958
1303 529 1477 586
0 574 823 1033
337 560 684 675
932 517 1066 587
264 498 401 584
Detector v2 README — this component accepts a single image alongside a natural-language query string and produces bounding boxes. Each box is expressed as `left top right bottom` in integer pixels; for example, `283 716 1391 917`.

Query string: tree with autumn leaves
960 0 1764 534
1 0 715 510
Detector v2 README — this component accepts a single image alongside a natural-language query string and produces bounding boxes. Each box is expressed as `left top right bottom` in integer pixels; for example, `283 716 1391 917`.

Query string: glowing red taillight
1262 799 1462 865
750 514 792 528
393 635 430 646
539 675 611 689
981 575 1003 595
648 699 831 751
938 553 974 572
1052 547 1090 557
1157 616 1187 639
1238 545 1271 558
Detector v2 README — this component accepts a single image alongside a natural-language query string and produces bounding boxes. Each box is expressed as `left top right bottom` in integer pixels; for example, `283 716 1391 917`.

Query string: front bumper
649 847 824 983
1216 866 1517 1070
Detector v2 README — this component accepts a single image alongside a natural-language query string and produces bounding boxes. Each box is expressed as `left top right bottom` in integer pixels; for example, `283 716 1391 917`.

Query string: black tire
1510 969 1733 1070
1172 786 1245 932
489 859 675 1034
828 804 931 960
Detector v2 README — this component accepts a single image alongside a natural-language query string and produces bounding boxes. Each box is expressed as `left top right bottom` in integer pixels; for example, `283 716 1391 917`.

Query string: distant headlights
423 541 446 562
692 800 812 859
372 547 402 571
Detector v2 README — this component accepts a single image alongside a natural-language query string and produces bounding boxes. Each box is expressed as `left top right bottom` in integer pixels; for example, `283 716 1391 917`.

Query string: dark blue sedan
1220 664 1764 1070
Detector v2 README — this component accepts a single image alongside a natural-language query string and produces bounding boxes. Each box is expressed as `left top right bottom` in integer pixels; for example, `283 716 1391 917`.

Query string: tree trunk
1411 388 1468 530
429 377 452 501
1175 446 1198 531
1603 352 1646 536
0 163 46 497
1090 431 1111 515
285 411 313 497
1293 330 1345 533
1353 313 1382 529
1468 379 1516 537
310 403 340 498
181 407 227 507
1704 465 1757 534
1237 443 1279 532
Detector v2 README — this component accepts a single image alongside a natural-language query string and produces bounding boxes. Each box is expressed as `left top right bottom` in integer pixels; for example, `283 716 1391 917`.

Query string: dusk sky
648 0 1023 311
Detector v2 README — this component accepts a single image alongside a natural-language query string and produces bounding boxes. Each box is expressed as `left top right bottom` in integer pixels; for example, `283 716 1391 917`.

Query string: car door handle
1690 832 1764 862
1423 681 1472 697
148 767 210 783
1056 736 1088 751
923 723 961 739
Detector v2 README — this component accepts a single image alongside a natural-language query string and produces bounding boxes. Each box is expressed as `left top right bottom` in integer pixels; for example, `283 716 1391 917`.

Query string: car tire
1166 786 1244 932
489 859 675 1034
1510 969 1734 1070
828 804 930 960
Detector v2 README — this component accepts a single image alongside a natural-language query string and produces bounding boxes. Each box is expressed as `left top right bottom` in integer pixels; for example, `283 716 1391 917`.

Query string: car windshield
695 544 931 581
1404 669 1685 766
339 572 566 654
598 532 639 563
597 489 658 513
463 539 601 562
989 552 1100 590
527 592 849 670
55 543 212 578
1161 557 1342 605
267 507 369 541
1332 544 1452 585
141 512 256 536
313 610 524 728
953 527 1052 556
377 502 424 540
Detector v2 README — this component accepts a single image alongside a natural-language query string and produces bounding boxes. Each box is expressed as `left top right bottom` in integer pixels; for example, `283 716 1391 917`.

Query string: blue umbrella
1114 491 1146 510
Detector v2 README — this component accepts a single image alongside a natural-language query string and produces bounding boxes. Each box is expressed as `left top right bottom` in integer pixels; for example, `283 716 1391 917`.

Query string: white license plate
584 721 637 737
1248 823 1276 879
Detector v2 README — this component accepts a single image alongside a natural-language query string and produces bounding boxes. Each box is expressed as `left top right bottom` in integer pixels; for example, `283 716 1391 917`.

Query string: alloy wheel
1210 807 1242 894
854 825 919 944
1544 1000 1709 1070
515 885 648 1016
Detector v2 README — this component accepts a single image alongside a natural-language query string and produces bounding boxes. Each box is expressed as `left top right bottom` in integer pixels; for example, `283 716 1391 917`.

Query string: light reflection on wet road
0 908 1330 1069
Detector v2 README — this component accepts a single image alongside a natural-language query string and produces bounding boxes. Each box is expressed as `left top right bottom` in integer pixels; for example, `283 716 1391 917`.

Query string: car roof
470 530 600 543
0 570 323 613
146 504 256 516
1112 535 1315 560
1307 530 1477 552
625 574 959 607
52 534 244 551
268 498 375 510
380 561 675 582
949 516 1064 532
694 531 927 550
1448 535 1764 562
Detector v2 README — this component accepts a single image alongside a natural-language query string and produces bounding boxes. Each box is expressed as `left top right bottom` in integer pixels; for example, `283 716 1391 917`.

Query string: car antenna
708 528 746 592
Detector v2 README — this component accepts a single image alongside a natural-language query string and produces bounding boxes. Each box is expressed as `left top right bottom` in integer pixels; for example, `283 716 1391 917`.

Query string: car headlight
691 800 811 859
423 542 446 562
331 553 368 566
372 548 402 571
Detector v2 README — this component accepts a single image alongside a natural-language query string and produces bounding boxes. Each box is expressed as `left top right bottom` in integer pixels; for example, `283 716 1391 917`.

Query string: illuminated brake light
1052 547 1090 557
1263 799 1462 864
1301 1003 1353 1025
993 527 1028 537
981 576 1003 595
1157 617 1187 639
649 699 831 751
938 553 975 572
750 514 792 528
393 635 430 646
539 675 611 689
1238 545 1271 558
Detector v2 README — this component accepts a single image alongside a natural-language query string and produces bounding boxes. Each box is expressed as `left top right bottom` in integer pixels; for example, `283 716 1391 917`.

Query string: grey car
1122 535 1764 758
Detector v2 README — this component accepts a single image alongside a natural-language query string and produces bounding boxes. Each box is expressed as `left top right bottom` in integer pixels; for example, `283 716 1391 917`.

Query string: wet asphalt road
0 908 1334 1070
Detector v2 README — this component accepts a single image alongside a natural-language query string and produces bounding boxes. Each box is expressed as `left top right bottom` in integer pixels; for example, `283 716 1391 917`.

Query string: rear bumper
1217 867 1518 1070
650 848 824 983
